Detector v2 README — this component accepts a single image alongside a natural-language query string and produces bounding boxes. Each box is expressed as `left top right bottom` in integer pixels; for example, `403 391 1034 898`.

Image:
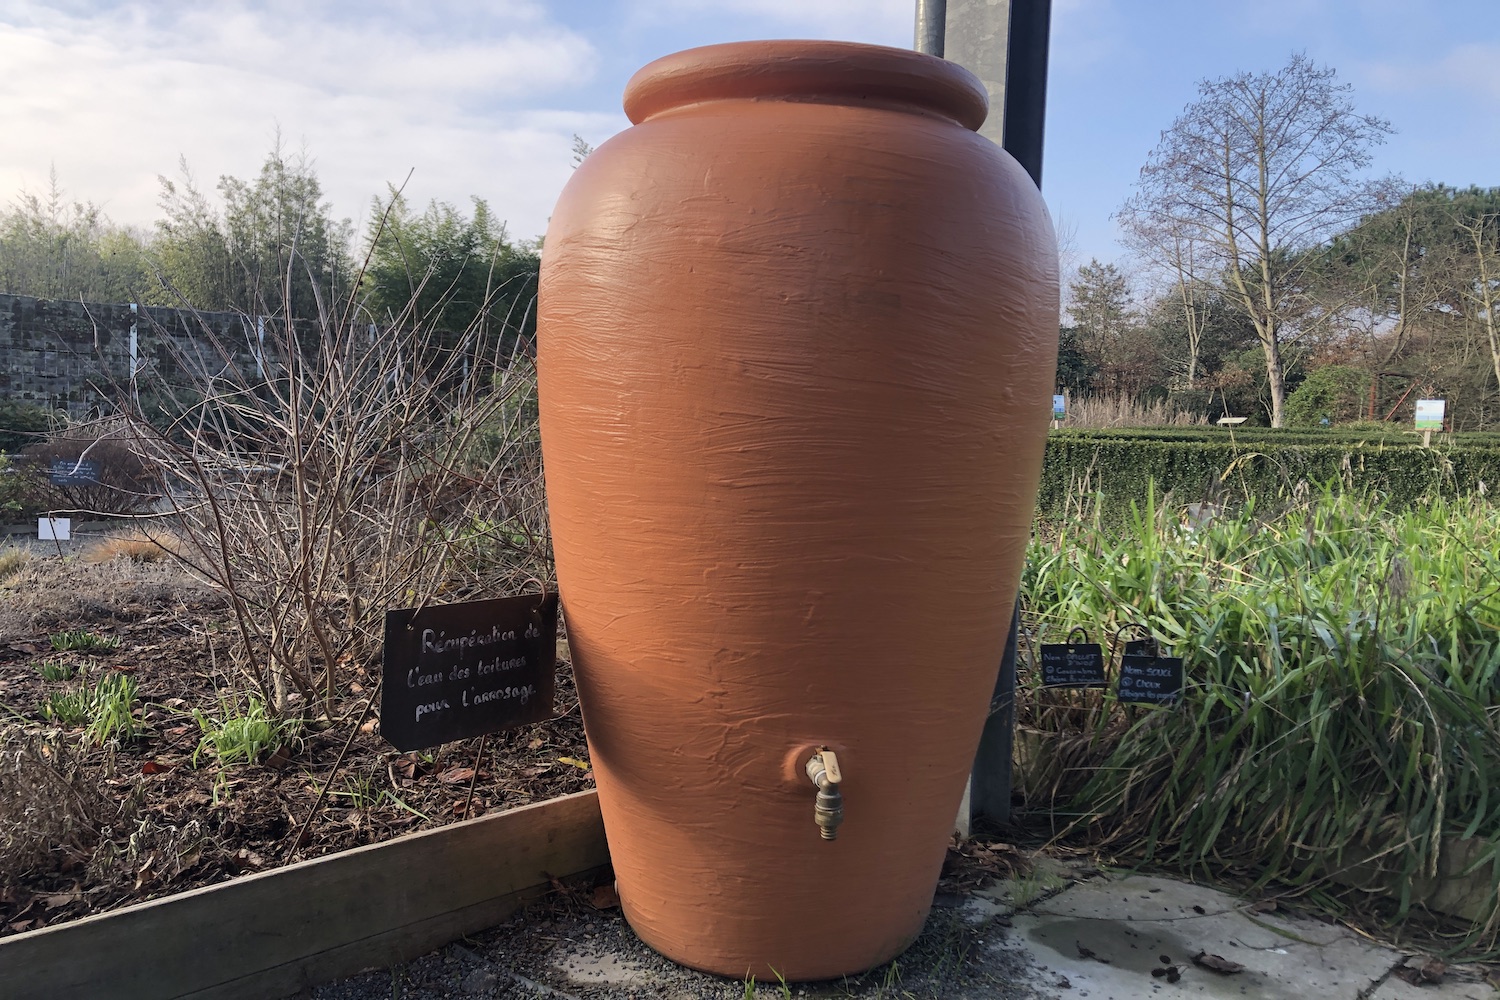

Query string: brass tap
805 748 843 841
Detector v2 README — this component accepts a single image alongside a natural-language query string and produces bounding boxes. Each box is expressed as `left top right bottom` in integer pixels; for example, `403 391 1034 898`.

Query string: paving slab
994 874 1400 1000
1369 971 1495 999
312 858 1493 999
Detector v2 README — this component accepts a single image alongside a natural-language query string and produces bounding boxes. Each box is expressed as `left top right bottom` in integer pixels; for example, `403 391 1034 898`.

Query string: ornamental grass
1020 487 1500 948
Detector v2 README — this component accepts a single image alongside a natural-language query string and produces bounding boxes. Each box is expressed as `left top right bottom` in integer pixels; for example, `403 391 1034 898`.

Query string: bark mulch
0 545 594 940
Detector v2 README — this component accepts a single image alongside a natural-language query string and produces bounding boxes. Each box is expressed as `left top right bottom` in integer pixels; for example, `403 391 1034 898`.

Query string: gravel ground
307 872 1057 1000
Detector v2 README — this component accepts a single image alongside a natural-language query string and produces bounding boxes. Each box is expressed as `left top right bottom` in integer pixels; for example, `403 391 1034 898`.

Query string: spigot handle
819 749 842 785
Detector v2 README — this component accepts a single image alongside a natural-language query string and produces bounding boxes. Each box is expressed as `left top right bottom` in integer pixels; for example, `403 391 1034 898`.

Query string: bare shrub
117 276 549 717
20 419 162 516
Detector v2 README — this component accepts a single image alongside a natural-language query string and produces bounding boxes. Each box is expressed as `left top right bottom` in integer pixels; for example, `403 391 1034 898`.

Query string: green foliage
38 670 140 743
193 696 292 767
35 659 75 681
1020 492 1500 942
49 629 120 653
1283 364 1369 426
361 189 539 342
0 168 151 301
1067 259 1160 397
0 454 21 520
85 673 140 744
151 158 234 311
217 142 355 318
1038 428 1500 522
40 688 91 727
0 401 55 454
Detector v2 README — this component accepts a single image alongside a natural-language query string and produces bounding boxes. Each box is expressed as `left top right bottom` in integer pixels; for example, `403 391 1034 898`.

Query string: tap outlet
806 748 843 841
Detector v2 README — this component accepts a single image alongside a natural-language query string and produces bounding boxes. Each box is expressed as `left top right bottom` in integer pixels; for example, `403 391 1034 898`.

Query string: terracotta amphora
537 39 1058 981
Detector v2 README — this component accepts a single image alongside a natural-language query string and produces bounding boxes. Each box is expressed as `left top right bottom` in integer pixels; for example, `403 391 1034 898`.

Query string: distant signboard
1052 394 1066 420
49 459 100 486
1414 399 1445 431
381 593 558 752
38 517 71 541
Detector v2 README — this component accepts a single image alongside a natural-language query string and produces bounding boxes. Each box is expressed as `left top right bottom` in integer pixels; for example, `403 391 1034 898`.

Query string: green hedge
1039 430 1500 520
1053 426 1500 448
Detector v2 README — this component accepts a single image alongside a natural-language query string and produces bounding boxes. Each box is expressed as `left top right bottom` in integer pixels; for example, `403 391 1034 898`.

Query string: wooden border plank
0 789 607 1000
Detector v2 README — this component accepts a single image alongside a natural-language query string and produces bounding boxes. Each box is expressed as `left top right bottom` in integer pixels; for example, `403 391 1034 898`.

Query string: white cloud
627 0 910 43
0 1 604 241
1360 41 1500 101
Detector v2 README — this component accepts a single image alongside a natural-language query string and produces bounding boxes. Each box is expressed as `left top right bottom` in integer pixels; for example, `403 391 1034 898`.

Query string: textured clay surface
537 39 1059 981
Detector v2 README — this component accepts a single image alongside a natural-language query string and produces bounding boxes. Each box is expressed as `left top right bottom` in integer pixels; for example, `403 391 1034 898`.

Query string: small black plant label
381 593 558 752
1039 643 1107 688
1117 654 1183 705
48 458 100 485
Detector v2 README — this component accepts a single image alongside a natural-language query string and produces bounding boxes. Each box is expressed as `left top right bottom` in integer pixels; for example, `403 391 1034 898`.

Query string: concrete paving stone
1369 971 1495 999
994 874 1401 1000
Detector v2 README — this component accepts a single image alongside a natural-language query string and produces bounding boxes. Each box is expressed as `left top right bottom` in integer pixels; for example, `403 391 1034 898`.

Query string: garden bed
0 545 594 939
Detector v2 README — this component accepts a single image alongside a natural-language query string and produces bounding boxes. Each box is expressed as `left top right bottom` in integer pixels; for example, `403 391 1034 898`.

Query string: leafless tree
1453 209 1500 403
1120 54 1393 426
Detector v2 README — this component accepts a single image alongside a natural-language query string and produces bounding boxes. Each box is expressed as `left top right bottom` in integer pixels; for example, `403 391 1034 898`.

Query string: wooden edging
0 789 608 1000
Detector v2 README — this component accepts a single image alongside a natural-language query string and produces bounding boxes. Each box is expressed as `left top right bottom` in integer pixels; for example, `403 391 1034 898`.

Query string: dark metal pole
1001 0 1051 188
943 0 1052 835
914 0 947 57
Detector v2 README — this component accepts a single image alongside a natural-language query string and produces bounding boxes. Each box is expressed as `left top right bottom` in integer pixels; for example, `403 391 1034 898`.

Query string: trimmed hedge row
1053 426 1500 448
1038 432 1500 520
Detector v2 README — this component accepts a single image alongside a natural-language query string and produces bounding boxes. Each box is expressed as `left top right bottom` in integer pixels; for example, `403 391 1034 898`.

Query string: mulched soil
0 541 594 939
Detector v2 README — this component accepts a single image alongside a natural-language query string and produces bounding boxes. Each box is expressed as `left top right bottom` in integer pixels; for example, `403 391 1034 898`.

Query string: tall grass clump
1059 392 1208 428
1020 488 1500 944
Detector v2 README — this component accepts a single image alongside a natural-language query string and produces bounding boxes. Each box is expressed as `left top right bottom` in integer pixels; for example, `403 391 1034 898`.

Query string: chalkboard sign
1039 643 1107 688
381 593 558 752
1117 654 1183 705
1122 636 1158 659
49 459 100 486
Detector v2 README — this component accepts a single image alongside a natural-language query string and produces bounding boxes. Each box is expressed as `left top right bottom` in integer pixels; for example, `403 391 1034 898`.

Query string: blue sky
1 0 1495 287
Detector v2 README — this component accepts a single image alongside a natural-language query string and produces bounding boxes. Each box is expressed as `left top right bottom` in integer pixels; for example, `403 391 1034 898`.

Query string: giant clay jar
537 40 1058 981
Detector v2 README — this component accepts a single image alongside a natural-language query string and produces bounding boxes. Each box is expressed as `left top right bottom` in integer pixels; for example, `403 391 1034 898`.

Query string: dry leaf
1248 898 1278 913
527 737 545 750
1394 957 1446 985
1192 951 1245 975
134 854 159 891
8 920 34 933
439 767 476 784
178 842 203 870
141 760 173 775
42 891 81 910
1076 942 1109 964
358 718 378 734
590 884 621 910
558 756 591 770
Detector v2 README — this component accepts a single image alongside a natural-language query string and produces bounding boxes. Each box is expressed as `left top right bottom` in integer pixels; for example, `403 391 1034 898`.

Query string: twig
286 680 380 861
464 734 486 819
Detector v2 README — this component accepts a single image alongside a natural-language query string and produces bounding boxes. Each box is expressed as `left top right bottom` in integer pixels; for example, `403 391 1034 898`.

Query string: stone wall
0 294 260 417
